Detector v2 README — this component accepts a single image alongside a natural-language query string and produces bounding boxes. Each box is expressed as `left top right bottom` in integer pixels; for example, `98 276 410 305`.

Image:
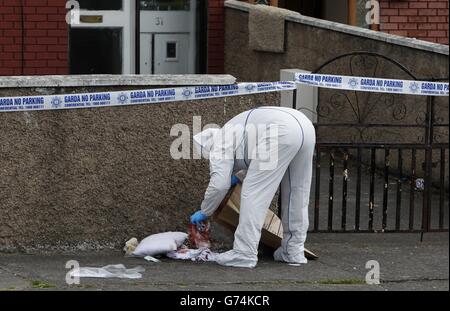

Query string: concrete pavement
0 233 448 291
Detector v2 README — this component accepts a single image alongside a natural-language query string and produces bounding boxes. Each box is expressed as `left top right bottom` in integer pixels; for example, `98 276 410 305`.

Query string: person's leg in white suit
216 116 305 268
274 121 316 264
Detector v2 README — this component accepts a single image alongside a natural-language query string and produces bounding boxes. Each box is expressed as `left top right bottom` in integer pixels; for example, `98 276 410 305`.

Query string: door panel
153 34 189 74
140 33 153 74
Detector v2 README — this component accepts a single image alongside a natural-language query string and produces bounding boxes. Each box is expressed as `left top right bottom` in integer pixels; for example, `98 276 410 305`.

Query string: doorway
139 0 198 74
69 0 135 74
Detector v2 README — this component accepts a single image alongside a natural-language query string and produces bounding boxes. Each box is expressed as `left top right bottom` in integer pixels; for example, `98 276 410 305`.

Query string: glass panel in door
140 0 190 11
69 28 123 74
78 0 123 10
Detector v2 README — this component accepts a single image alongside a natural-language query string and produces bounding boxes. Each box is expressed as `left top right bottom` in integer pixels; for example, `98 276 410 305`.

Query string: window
140 0 190 11
166 42 177 59
78 0 123 10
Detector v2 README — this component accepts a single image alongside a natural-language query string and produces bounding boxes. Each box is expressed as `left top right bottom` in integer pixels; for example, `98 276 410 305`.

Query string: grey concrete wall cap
0 74 237 88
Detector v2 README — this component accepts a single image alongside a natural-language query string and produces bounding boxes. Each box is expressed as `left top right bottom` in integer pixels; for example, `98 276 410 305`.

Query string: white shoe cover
215 250 258 268
273 247 307 264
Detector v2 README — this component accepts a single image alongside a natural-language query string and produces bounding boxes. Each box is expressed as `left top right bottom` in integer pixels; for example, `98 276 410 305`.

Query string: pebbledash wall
0 75 280 252
0 0 225 76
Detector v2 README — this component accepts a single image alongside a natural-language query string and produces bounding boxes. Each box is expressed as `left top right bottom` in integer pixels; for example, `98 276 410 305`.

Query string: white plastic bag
132 232 188 257
69 264 145 279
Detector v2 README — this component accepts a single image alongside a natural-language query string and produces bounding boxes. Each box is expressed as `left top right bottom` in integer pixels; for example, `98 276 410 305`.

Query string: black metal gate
297 52 449 233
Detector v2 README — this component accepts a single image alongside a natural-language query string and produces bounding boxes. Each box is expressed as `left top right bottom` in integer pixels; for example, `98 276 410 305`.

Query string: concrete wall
0 75 280 252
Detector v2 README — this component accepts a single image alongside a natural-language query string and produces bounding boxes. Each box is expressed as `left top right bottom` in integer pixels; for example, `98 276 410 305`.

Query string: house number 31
156 17 164 26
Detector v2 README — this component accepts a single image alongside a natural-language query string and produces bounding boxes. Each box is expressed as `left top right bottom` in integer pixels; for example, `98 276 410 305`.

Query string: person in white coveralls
191 106 316 268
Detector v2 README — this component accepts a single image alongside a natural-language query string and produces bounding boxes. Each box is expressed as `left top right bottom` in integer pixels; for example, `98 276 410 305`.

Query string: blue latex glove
190 210 207 225
231 175 241 187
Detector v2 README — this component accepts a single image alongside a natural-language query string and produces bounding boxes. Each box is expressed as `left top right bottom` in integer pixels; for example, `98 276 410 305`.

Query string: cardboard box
213 184 318 260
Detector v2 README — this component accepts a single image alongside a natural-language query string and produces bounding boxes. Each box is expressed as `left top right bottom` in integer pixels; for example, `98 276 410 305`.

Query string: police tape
0 81 296 113
0 73 448 113
295 72 449 97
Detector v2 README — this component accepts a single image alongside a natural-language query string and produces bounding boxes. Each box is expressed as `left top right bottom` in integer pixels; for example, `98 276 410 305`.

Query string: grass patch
318 279 366 285
30 280 56 289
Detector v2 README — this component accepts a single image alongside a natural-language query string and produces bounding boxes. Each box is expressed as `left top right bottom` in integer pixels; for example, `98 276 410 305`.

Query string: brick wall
0 0 68 76
208 0 225 73
379 0 449 45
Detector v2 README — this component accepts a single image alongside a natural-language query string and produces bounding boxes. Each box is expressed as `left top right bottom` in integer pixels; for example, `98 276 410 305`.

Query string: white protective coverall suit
193 107 316 268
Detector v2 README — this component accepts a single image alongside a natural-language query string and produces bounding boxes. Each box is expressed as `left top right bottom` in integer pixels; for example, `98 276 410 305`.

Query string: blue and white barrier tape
0 73 448 113
0 81 296 113
295 73 449 97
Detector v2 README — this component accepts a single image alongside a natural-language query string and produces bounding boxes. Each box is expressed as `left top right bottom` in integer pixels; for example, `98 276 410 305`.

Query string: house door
69 0 135 74
140 0 197 74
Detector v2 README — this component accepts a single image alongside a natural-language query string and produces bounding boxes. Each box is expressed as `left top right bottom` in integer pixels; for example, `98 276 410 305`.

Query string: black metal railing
286 52 449 234
311 144 448 233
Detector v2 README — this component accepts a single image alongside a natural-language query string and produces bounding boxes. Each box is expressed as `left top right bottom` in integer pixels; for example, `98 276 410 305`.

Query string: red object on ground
189 222 211 248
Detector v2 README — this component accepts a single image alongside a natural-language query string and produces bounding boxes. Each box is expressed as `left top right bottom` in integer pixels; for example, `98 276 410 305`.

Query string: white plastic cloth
195 107 316 268
166 247 218 262
69 264 145 279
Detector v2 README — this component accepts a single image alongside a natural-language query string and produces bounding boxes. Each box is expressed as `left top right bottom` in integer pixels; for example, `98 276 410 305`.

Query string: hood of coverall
193 128 221 159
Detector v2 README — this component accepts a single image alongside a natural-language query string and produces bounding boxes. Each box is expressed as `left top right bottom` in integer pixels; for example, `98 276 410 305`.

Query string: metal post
342 149 349 231
314 146 321 231
328 150 335 231
421 96 434 239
